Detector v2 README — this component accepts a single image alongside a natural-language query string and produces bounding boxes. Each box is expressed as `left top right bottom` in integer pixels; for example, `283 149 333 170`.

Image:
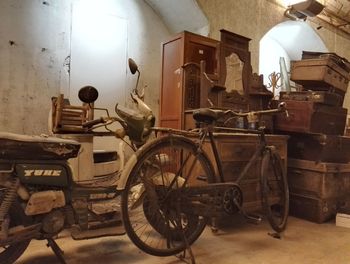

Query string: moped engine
41 209 65 235
25 190 65 216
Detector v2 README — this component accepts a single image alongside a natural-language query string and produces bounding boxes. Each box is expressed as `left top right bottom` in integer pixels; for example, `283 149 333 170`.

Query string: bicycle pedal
268 232 281 239
244 213 262 225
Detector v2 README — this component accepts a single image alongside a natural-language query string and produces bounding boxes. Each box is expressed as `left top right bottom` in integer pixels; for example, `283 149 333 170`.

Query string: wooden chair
51 94 93 133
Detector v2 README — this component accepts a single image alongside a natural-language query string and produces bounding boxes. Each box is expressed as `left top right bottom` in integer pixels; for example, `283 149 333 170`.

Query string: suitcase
279 91 344 106
291 57 350 93
302 51 350 73
274 100 347 135
287 133 350 163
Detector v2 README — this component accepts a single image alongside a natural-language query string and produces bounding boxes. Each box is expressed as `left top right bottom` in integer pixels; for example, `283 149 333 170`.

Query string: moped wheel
260 148 289 233
121 135 215 257
0 200 31 264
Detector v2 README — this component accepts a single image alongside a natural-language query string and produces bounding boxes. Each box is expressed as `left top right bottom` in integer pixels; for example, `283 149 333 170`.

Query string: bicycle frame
206 126 268 185
151 125 269 186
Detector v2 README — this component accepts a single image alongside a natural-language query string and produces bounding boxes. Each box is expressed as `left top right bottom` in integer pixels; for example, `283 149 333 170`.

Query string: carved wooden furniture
219 30 273 111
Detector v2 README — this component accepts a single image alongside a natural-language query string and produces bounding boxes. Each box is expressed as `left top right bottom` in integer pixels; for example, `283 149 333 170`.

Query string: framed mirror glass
224 52 244 95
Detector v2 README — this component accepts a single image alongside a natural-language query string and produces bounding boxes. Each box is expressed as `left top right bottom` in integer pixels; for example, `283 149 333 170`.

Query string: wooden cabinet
160 31 219 129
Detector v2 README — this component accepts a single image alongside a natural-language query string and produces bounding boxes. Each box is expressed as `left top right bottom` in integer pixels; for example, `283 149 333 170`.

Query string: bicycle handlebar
225 102 287 118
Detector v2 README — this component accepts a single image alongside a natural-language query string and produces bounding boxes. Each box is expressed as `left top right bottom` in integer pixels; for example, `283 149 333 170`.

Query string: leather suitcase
302 51 350 73
287 133 350 163
279 91 344 107
291 58 350 93
274 100 347 135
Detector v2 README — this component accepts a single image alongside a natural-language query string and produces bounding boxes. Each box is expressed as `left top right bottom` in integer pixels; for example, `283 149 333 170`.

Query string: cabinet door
160 37 183 129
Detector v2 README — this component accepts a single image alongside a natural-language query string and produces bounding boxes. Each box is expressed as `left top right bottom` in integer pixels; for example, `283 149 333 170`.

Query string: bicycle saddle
192 108 225 124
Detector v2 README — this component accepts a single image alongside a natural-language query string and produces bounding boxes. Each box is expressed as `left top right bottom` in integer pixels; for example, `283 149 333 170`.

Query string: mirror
78 86 99 103
224 53 244 95
128 58 138 75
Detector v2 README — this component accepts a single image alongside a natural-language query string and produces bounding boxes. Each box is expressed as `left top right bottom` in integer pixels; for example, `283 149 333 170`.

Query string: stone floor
17 215 350 264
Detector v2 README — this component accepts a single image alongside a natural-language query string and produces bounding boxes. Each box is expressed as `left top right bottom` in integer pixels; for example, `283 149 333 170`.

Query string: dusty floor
17 215 350 264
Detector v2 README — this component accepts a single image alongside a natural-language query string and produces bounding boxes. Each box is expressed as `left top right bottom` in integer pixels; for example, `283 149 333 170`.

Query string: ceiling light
285 0 324 20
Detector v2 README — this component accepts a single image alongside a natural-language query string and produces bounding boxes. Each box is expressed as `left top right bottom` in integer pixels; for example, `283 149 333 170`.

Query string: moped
0 58 155 263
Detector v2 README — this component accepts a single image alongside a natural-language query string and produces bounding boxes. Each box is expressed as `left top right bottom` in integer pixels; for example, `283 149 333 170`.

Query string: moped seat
0 132 80 160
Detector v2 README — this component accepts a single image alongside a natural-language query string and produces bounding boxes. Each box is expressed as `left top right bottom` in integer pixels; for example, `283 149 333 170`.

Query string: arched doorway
259 20 328 94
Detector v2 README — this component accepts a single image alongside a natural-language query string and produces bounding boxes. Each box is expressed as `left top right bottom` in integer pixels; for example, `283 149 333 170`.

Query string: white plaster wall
259 21 328 91
0 0 169 136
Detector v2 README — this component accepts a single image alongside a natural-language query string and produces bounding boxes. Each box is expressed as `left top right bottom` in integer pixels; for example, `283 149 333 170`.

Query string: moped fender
117 153 137 190
116 150 186 190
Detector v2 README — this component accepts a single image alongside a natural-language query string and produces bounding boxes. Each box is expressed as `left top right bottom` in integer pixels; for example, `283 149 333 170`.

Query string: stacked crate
274 51 350 223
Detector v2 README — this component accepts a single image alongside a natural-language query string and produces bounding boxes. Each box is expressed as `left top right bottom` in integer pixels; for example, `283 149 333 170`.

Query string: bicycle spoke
122 136 214 256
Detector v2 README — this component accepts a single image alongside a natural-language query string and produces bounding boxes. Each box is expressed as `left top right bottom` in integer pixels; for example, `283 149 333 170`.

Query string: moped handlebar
82 117 106 128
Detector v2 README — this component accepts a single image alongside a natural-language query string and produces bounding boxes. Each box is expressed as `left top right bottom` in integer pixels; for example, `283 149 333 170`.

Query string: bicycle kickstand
174 208 196 264
176 239 196 264
47 238 67 264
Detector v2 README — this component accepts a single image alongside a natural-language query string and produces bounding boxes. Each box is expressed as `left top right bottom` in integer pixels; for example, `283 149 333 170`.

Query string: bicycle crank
222 184 243 215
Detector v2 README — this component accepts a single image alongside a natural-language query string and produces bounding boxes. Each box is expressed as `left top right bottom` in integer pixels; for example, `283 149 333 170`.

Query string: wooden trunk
288 158 350 223
274 100 347 135
287 133 350 163
289 193 337 223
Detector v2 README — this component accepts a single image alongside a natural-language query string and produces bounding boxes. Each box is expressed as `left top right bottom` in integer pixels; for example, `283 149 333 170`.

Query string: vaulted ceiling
144 0 209 35
317 0 350 36
145 0 350 39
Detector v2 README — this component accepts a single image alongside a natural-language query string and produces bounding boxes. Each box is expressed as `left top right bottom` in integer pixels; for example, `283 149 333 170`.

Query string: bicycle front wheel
121 135 215 257
260 147 289 233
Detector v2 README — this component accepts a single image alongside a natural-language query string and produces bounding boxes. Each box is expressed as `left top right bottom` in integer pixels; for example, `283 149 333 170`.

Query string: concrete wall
3 0 350 136
0 0 169 135
0 0 71 134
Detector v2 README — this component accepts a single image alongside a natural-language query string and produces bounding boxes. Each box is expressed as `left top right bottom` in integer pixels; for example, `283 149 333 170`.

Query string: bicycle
121 103 289 258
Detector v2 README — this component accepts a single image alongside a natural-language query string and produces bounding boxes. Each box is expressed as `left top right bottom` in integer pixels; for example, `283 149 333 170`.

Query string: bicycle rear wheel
121 135 215 257
260 147 289 233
